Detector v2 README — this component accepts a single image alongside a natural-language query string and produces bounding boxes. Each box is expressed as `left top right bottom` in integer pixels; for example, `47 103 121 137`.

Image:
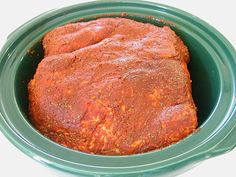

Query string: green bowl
0 1 236 176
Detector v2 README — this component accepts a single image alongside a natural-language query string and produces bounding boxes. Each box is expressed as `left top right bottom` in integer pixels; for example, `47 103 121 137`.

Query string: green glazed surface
0 1 236 176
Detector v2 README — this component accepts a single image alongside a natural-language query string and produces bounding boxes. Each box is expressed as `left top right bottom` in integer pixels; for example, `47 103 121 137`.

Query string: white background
0 0 235 177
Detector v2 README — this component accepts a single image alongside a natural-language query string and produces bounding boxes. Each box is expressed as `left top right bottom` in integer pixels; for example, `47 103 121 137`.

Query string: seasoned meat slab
28 18 197 155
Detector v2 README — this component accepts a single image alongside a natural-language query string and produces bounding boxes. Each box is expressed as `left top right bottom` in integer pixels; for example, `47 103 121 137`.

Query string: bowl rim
0 0 236 175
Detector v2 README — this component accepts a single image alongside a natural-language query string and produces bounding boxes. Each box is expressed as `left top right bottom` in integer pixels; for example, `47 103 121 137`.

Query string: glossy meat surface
28 18 197 155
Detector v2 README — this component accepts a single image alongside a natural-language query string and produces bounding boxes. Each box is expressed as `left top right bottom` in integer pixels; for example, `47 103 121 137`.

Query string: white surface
0 0 235 177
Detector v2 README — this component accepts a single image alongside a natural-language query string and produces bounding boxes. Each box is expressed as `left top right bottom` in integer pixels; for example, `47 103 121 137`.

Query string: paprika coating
28 18 198 155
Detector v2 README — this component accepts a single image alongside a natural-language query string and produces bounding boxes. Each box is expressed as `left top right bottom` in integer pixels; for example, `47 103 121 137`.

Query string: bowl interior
15 16 221 130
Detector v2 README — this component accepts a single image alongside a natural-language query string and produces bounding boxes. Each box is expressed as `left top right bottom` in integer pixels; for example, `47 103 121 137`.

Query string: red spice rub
28 18 197 155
